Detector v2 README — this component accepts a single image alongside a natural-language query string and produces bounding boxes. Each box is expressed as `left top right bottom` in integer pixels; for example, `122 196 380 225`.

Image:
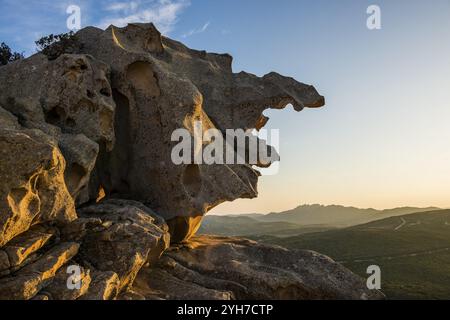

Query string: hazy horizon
210 203 446 216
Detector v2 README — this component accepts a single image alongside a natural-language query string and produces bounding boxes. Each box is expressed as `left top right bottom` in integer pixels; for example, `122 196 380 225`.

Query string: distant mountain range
199 205 440 237
200 205 450 299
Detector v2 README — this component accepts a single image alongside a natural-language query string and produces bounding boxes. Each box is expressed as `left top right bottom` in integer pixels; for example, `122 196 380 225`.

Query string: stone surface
0 54 115 149
41 263 91 300
72 23 324 241
0 242 79 300
76 200 170 291
0 54 115 207
132 235 384 300
59 134 99 206
0 250 10 274
0 120 76 248
0 22 378 301
0 23 324 243
2 227 53 268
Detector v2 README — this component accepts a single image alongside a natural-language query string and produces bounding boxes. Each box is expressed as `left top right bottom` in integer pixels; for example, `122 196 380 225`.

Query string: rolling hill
254 209 450 299
200 205 439 237
199 215 334 237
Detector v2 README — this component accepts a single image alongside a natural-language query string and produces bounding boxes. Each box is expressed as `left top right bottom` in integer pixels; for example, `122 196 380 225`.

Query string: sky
1 0 449 214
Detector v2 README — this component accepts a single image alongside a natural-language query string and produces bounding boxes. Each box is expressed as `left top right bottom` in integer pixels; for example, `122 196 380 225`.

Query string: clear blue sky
1 0 449 213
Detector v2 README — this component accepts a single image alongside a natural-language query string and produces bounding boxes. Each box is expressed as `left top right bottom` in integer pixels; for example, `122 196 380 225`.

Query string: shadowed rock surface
0 23 382 300
131 235 384 300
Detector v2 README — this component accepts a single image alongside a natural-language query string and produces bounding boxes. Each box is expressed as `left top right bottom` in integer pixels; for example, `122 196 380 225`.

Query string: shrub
0 42 24 66
35 31 81 60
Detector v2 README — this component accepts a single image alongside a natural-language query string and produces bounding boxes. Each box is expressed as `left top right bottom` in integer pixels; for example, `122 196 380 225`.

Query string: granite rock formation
132 235 384 300
0 23 382 300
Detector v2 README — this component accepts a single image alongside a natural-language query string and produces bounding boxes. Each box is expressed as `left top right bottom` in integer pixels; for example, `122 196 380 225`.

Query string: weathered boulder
131 235 384 300
0 54 115 149
0 111 77 247
80 270 121 300
0 242 79 300
0 54 115 206
0 22 377 301
1 226 54 271
40 262 91 300
74 200 170 292
0 23 324 243
0 198 169 300
71 23 325 242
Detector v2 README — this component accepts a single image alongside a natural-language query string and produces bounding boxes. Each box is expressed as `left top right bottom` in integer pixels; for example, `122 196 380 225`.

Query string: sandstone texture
0 22 382 300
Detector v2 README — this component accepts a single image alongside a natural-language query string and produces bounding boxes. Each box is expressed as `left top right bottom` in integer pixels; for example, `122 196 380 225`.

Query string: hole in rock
100 87 111 97
45 106 66 126
66 117 76 128
65 163 87 194
126 61 160 97
183 164 202 198
87 90 95 99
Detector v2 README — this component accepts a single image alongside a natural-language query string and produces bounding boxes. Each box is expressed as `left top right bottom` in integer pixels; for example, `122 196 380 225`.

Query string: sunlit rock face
0 118 77 247
73 23 325 242
0 53 115 206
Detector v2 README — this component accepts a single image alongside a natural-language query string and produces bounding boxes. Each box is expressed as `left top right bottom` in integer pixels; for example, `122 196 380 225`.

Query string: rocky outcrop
0 22 382 300
72 23 325 241
0 120 76 248
0 199 169 300
0 23 324 242
0 242 79 300
131 235 384 300
0 54 115 207
74 200 170 291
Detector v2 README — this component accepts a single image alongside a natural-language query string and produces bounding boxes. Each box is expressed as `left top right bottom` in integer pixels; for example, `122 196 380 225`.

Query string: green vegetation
35 32 80 60
202 206 450 299
199 215 334 237
256 210 450 300
0 42 24 66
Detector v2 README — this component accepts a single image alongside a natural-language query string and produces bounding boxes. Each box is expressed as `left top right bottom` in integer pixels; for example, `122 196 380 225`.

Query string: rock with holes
0 112 77 247
71 23 325 242
131 235 384 300
0 53 115 206
59 134 99 205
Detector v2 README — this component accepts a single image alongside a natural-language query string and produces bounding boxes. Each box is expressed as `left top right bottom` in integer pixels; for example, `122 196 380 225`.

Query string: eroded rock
2 227 54 269
0 122 76 247
0 242 79 300
132 235 384 300
0 22 373 301
0 54 115 206
67 23 325 242
81 270 120 300
76 200 170 291
41 262 91 300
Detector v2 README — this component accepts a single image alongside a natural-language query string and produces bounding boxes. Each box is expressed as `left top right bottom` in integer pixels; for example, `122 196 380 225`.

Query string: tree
35 31 81 60
0 42 24 66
